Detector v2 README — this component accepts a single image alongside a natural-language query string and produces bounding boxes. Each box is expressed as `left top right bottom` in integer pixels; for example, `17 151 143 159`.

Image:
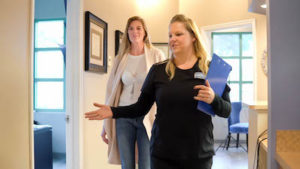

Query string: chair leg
236 133 239 148
226 133 231 150
215 135 229 152
246 134 248 151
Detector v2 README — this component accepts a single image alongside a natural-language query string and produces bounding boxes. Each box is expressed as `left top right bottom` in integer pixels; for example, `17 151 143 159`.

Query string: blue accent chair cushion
229 122 249 133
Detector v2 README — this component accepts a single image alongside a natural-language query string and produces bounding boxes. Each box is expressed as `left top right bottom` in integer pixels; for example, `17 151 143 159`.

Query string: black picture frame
85 11 108 73
115 30 124 56
152 42 170 58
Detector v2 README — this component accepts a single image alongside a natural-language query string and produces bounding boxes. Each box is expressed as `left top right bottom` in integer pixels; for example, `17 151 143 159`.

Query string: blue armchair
226 102 248 151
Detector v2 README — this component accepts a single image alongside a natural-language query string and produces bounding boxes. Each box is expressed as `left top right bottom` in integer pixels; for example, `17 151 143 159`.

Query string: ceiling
248 0 266 15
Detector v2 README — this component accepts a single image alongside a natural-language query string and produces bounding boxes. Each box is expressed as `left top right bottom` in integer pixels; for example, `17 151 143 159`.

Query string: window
212 32 254 104
34 19 66 111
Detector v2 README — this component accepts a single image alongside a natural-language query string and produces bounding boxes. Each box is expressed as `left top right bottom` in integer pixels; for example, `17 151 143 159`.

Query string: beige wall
0 0 268 168
82 0 178 169
179 0 268 103
80 0 268 168
0 0 33 169
137 0 179 42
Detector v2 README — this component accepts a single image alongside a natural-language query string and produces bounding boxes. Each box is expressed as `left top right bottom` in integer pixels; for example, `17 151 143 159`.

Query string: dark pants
151 155 212 169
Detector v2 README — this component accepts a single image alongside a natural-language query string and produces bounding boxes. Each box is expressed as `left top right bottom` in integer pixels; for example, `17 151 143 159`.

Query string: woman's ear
192 37 196 42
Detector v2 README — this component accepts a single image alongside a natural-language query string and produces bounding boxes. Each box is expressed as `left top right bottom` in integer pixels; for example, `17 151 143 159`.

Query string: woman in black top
85 14 231 169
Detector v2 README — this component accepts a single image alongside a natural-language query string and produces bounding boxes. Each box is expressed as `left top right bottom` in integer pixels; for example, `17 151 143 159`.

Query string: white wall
267 0 300 169
81 1 178 168
80 2 268 168
0 0 272 168
0 0 33 168
179 0 267 141
179 0 267 106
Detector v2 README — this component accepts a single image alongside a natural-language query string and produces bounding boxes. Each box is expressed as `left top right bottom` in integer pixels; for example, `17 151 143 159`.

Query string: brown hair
165 14 209 80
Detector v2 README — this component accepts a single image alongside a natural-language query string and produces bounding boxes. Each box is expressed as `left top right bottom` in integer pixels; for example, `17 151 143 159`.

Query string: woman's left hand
85 103 113 120
193 80 215 104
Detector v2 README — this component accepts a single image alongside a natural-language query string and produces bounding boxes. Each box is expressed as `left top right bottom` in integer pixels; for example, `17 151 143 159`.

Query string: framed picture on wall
152 42 170 58
115 30 124 56
84 11 108 73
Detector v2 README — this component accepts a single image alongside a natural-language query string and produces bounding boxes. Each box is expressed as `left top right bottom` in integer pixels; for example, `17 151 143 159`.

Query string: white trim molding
66 0 84 168
200 19 256 56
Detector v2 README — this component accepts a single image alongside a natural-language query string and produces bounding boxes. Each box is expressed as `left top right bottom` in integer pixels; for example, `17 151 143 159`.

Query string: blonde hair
165 14 209 80
118 16 152 57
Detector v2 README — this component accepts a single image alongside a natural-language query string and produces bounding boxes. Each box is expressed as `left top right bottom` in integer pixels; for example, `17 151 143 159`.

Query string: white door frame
200 19 257 141
30 0 84 168
66 0 84 168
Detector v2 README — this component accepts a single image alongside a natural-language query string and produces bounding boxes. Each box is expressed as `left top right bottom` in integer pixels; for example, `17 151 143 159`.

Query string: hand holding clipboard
196 54 232 116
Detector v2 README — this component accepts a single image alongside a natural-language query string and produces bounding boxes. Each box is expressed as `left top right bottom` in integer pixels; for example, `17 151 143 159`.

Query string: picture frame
115 30 124 56
152 42 170 58
85 11 108 73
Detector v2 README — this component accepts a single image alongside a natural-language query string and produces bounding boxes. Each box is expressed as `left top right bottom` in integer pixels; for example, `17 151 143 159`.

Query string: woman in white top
102 16 165 169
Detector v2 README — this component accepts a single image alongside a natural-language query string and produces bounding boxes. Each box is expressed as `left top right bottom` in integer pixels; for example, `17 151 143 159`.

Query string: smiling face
127 20 146 45
169 21 195 56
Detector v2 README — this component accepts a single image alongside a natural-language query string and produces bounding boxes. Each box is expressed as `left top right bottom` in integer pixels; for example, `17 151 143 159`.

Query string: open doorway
201 20 256 169
33 0 67 169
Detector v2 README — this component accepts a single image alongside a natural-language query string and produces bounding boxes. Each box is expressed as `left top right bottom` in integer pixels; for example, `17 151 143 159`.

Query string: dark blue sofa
34 124 53 169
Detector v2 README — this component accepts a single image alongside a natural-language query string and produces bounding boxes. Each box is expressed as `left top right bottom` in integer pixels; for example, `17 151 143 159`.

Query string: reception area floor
212 143 248 169
52 143 248 169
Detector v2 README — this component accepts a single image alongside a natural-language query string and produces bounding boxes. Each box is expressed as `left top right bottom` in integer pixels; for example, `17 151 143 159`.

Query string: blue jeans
116 116 150 169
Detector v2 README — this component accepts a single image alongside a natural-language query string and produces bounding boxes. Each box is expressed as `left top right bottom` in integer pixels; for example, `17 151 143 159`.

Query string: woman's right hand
101 128 109 144
85 103 113 120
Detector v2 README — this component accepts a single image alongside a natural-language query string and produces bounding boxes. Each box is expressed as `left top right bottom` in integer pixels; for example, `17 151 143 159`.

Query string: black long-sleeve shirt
112 60 231 160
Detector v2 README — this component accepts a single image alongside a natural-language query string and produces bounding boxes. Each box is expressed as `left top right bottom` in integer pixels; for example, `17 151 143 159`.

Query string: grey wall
267 0 300 168
34 0 66 153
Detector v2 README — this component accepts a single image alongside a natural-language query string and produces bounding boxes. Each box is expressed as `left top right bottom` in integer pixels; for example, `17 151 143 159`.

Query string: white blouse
119 53 147 106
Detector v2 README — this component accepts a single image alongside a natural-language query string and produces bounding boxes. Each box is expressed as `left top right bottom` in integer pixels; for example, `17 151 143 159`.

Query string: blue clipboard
197 54 232 116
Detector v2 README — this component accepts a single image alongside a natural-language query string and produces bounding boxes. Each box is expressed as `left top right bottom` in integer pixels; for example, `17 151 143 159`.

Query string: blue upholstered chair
226 102 248 151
